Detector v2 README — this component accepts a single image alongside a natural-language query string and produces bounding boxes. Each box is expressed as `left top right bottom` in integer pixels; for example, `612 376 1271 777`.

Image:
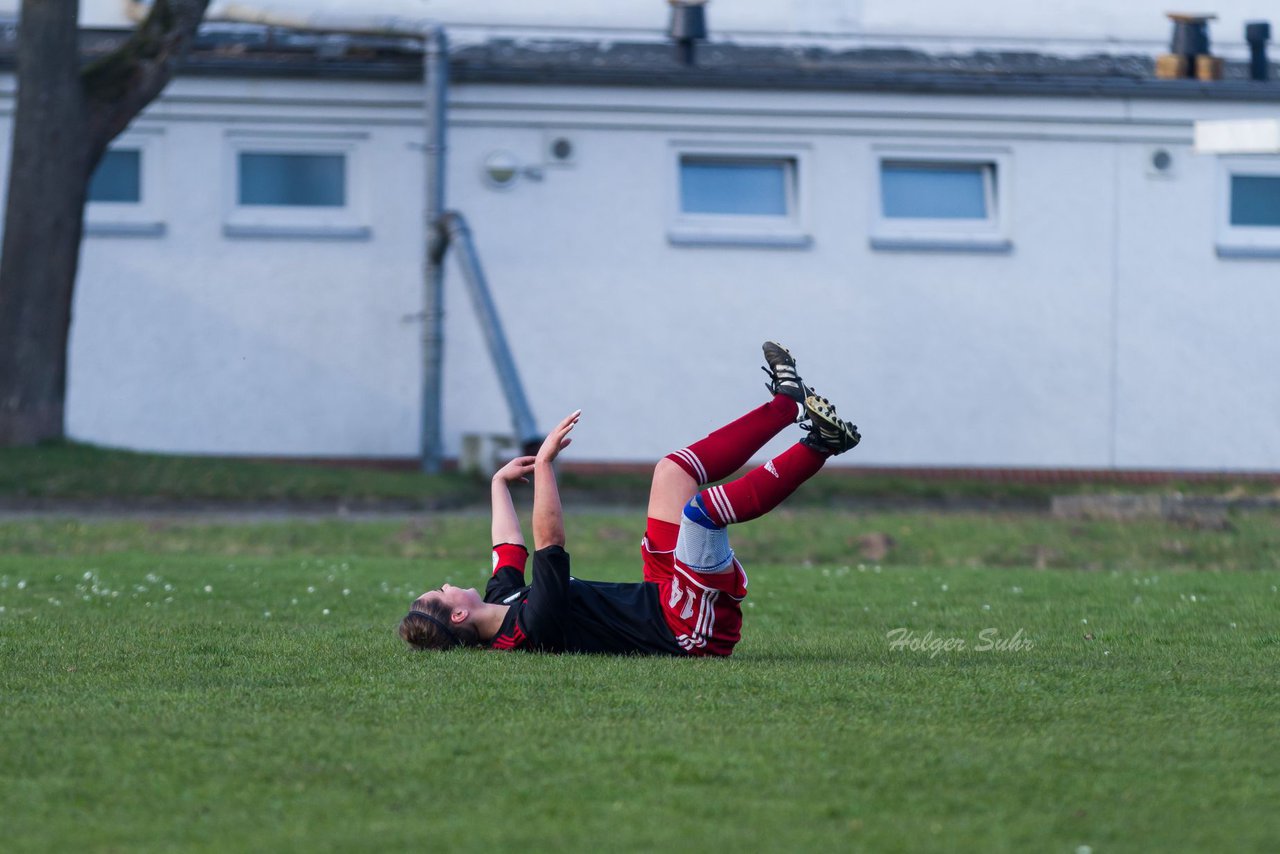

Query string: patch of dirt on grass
854 532 895 561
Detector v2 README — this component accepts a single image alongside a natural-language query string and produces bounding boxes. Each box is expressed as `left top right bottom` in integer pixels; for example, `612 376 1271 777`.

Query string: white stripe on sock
704 486 729 524
708 485 737 524
675 448 708 484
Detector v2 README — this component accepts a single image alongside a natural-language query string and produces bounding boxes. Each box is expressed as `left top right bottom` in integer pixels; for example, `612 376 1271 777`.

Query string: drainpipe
439 212 540 452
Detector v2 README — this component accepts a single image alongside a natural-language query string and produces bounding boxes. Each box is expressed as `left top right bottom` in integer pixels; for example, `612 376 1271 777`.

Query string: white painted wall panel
440 91 1122 468
1113 142 1280 470
5 71 1280 470
66 117 427 457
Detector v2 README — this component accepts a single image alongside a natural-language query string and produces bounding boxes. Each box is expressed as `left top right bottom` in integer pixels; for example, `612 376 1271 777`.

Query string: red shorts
642 517 747 657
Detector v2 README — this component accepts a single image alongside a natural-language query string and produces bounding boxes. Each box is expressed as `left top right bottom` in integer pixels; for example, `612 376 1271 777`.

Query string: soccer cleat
761 341 812 409
800 394 862 456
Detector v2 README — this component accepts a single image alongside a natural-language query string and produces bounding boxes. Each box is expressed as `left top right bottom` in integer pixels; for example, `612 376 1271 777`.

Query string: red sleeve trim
491 624 527 650
492 542 529 575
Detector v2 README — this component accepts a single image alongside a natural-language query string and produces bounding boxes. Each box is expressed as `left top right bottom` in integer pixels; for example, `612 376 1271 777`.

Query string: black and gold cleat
761 341 812 408
800 394 862 456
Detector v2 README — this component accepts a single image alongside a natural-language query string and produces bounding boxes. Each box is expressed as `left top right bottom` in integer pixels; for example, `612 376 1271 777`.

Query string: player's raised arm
491 456 534 548
532 409 579 550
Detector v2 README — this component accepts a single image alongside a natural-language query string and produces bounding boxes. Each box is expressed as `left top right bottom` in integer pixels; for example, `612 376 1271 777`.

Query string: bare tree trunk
0 0 209 446
0 0 89 444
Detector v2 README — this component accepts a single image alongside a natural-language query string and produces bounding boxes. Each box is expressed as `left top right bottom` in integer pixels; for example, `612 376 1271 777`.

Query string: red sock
699 443 826 526
667 395 799 484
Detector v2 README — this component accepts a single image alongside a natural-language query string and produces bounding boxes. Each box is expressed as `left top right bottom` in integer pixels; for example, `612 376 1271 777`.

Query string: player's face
413 583 482 614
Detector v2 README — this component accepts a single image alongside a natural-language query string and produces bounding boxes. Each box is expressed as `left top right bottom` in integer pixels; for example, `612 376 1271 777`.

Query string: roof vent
1246 21 1271 81
668 0 709 66
1156 13 1222 81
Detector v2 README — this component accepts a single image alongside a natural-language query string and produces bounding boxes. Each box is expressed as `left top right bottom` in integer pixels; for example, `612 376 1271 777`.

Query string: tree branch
82 0 210 155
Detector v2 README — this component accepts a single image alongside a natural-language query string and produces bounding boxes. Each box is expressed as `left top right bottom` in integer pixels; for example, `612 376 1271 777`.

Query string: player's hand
493 456 536 484
536 410 580 465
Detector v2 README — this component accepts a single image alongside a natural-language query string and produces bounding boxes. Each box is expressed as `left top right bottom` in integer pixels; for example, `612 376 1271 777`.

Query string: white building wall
443 86 1132 468
1114 102 1280 469
63 79 429 457
3 70 1280 469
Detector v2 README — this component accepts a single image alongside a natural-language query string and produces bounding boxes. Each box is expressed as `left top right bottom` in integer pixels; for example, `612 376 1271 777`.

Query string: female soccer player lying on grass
400 342 861 656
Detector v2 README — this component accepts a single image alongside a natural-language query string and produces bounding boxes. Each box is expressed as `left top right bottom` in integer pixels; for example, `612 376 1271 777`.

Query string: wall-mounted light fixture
482 151 544 189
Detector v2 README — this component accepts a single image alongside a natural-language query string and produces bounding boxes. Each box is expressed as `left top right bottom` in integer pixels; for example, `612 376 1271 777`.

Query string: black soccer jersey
485 545 686 656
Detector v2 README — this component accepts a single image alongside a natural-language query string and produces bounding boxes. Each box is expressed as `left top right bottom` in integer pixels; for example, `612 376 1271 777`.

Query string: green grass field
2 510 1278 852
5 440 1280 509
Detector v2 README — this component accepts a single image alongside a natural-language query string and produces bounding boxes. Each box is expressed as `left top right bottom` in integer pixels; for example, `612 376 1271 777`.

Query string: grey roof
450 39 1280 101
3 23 1280 102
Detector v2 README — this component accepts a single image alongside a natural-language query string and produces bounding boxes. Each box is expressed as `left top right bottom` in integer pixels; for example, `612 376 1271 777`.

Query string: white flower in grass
982 604 991 611
0 606 5 613
1078 845 1093 854
307 586 316 594
941 584 948 592
322 609 331 616
1081 618 1088 624
164 584 173 592
291 598 298 605
263 611 272 618
342 589 350 596
204 585 213 593
1011 586 1022 594
17 580 26 590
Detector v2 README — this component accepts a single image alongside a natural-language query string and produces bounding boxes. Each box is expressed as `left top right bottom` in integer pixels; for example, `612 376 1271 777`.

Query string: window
871 148 1011 253
85 129 165 237
1229 175 1280 227
679 157 792 216
224 132 369 240
88 150 142 204
668 144 810 248
1217 157 1280 258
238 153 346 207
881 162 990 220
